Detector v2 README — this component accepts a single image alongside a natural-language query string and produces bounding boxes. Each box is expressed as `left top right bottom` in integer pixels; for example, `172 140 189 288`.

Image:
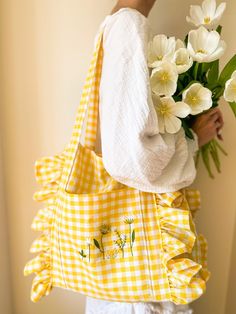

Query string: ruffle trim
23 149 67 302
155 188 211 305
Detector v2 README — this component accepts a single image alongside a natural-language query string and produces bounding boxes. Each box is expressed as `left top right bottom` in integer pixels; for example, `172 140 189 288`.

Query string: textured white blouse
90 7 199 194
85 7 195 314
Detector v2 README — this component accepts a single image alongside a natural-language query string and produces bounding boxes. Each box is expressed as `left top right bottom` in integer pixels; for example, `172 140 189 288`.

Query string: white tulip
223 70 236 102
175 39 186 50
173 48 193 74
150 62 178 96
152 93 191 134
182 83 212 115
187 26 226 63
147 34 176 68
186 0 226 28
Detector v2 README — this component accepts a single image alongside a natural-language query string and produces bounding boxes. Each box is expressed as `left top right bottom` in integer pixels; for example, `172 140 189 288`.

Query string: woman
85 0 224 313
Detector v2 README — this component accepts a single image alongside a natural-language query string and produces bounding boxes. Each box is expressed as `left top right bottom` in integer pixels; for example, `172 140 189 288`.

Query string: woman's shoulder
107 7 148 22
96 7 150 49
100 7 149 36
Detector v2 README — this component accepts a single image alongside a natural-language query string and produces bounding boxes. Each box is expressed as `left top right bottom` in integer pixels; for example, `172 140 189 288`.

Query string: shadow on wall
225 209 236 314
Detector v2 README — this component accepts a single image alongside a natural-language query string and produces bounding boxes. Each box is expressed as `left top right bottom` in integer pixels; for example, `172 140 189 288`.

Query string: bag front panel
52 186 154 301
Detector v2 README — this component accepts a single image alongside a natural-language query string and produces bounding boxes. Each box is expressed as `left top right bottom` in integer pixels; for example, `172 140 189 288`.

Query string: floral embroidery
80 217 137 261
86 237 92 262
105 248 120 260
78 249 86 260
123 215 135 256
93 223 111 260
113 229 127 258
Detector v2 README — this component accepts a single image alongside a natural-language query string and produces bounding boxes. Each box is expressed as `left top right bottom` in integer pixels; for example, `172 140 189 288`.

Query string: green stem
129 224 133 257
193 62 199 80
209 141 221 173
213 138 228 156
201 144 214 178
100 235 105 260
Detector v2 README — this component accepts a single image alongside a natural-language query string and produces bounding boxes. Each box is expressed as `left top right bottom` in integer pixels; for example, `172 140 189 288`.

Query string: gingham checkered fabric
23 28 211 304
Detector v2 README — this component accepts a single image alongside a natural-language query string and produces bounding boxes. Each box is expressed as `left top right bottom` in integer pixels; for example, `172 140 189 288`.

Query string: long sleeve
99 8 199 193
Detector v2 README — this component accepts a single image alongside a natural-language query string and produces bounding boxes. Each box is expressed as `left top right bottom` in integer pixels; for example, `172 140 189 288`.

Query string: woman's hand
191 107 224 148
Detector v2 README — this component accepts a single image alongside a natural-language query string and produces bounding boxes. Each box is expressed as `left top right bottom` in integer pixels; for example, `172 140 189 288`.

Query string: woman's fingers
207 108 224 127
207 107 221 117
207 108 224 141
191 106 225 146
216 109 224 127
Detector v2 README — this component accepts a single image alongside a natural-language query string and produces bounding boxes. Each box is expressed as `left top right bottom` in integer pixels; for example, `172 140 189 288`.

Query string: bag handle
63 29 104 192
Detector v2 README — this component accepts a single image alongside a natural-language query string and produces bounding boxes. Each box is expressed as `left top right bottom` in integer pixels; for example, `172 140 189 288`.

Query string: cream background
0 0 235 313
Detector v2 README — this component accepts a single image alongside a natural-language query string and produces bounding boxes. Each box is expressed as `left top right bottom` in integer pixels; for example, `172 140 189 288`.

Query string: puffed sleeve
99 9 199 193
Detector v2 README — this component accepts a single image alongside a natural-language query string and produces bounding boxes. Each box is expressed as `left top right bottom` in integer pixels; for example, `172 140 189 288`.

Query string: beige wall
0 141 12 313
0 0 235 313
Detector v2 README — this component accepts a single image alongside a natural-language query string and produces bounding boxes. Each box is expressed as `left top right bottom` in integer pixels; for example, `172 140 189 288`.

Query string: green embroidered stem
129 225 135 256
100 235 105 260
129 224 133 256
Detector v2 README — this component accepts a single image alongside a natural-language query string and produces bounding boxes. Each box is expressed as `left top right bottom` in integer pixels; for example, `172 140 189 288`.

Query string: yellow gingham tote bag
23 28 211 305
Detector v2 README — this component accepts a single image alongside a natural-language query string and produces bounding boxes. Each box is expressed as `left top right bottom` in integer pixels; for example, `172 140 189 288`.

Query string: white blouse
90 7 199 194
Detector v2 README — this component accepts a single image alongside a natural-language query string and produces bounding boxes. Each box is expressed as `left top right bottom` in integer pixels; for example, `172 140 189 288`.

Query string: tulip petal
203 31 220 54
190 5 204 25
202 0 216 17
232 70 236 80
187 26 226 63
224 78 236 102
214 2 226 20
164 114 182 134
182 83 212 115
176 39 186 50
170 102 191 118
206 40 227 62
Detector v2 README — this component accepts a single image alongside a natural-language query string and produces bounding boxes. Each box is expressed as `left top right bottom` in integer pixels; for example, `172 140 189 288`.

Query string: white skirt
85 296 193 314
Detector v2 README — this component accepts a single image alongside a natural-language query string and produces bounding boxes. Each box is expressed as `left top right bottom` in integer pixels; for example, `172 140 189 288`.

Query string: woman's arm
99 9 199 193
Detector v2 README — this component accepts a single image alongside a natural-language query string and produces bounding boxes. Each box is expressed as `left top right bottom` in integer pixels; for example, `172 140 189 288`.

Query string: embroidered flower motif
86 237 92 262
105 248 120 260
94 224 111 260
113 229 127 258
99 224 111 235
123 215 135 225
78 249 86 260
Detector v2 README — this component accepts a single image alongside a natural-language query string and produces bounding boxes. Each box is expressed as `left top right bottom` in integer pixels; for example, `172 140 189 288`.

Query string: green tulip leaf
219 54 236 86
208 60 219 85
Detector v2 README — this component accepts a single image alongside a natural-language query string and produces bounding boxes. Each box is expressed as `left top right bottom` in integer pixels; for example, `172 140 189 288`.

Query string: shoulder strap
63 29 104 191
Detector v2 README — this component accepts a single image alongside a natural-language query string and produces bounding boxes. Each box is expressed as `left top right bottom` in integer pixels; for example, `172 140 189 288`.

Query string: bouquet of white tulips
148 0 236 178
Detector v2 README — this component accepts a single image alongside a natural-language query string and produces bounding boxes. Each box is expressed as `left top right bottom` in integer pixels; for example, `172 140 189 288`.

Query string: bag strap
63 29 104 191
